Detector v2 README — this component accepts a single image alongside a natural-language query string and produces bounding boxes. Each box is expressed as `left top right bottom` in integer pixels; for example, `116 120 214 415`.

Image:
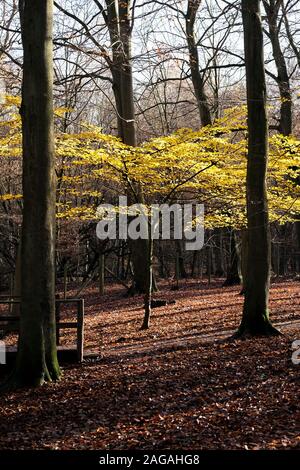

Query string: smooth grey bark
237 0 280 337
8 0 61 388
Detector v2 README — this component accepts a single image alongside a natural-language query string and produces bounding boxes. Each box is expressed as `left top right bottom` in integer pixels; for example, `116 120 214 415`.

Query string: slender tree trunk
8 0 61 388
207 242 212 284
240 228 249 292
120 242 126 279
12 242 21 316
214 228 225 277
223 230 241 286
99 253 105 295
295 219 300 274
63 260 68 299
141 227 153 330
263 0 292 135
186 0 212 127
175 239 187 279
282 3 300 69
191 250 198 277
158 243 166 278
237 0 280 337
174 252 180 289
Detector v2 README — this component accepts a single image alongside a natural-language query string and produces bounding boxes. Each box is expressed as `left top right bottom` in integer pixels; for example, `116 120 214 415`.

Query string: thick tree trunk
237 0 280 337
106 0 150 294
9 0 61 388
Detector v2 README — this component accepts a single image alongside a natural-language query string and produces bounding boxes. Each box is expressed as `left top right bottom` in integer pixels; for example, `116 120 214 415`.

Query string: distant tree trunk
240 228 249 293
191 250 198 277
175 240 187 279
141 228 153 330
9 0 61 388
158 243 166 278
63 261 68 299
98 253 105 295
120 242 126 279
278 226 287 275
186 0 212 127
223 230 241 286
237 0 280 337
207 243 212 284
214 228 225 277
295 219 300 274
12 242 21 316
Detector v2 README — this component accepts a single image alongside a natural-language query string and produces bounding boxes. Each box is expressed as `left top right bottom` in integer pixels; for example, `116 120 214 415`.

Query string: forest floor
0 278 299 450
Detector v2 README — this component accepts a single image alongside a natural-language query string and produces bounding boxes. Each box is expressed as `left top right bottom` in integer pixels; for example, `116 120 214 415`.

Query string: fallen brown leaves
0 279 299 450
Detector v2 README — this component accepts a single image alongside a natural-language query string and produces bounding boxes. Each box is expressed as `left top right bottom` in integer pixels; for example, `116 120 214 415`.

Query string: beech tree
237 0 280 337
54 0 151 294
263 0 292 136
186 0 212 127
9 0 61 387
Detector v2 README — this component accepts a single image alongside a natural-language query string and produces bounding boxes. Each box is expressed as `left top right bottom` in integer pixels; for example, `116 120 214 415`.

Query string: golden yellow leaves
0 194 22 201
0 97 299 228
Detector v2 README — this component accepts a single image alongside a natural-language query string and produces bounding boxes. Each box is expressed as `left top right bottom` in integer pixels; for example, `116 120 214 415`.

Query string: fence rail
0 297 84 362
